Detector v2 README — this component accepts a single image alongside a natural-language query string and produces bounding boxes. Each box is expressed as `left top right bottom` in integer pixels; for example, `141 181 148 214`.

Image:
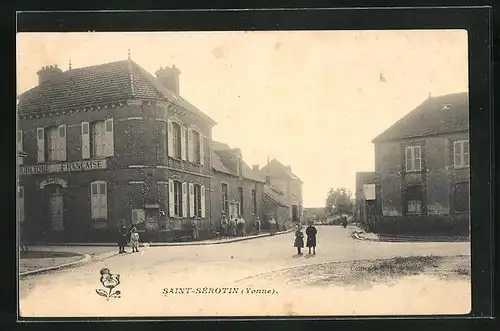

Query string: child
294 225 304 255
130 226 140 253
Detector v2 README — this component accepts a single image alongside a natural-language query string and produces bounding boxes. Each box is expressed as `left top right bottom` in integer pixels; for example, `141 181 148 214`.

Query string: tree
324 187 353 217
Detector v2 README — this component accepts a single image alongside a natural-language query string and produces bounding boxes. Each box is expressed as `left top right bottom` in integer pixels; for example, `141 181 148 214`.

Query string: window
454 140 469 168
45 127 58 161
194 184 202 217
453 182 470 213
44 125 66 162
91 181 108 219
192 130 201 164
221 183 228 215
91 121 106 157
173 181 183 217
406 185 423 215
252 189 257 215
405 145 422 172
132 209 145 224
18 186 25 223
172 122 182 159
238 187 244 215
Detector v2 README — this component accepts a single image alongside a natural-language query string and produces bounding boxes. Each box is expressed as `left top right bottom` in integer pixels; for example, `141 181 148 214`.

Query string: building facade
17 60 216 242
260 159 304 223
210 141 265 232
357 92 470 236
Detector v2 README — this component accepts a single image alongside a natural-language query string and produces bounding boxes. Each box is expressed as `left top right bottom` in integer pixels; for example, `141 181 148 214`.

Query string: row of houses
16 59 303 242
356 92 470 236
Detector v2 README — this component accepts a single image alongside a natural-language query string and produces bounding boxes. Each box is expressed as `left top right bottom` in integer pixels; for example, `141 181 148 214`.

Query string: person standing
254 217 261 234
229 217 237 237
306 221 318 255
294 225 304 255
19 222 29 252
191 219 200 240
130 226 140 253
237 215 246 236
118 221 129 254
220 214 228 238
268 217 277 235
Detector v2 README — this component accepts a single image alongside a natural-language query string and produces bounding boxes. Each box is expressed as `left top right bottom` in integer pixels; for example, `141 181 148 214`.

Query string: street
19 226 471 317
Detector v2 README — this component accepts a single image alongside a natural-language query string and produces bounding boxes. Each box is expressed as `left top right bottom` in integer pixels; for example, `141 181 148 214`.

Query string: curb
19 253 91 277
351 231 470 243
33 229 294 248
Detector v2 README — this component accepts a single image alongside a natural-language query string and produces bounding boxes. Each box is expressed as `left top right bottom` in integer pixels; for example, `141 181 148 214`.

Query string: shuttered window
173 181 183 217
454 140 469 168
405 146 422 172
91 121 106 157
91 181 108 219
172 122 182 159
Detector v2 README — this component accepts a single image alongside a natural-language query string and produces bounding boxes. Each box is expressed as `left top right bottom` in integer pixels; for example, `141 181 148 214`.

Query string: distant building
303 207 326 221
356 92 469 236
211 141 265 232
260 159 303 223
17 60 216 242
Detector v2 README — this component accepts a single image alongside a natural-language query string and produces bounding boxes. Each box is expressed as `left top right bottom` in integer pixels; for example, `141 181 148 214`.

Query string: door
229 203 238 219
49 193 64 231
292 205 299 222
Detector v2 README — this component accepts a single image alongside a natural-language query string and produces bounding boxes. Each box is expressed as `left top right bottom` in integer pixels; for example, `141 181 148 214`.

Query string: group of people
117 221 140 254
294 221 318 255
219 214 248 237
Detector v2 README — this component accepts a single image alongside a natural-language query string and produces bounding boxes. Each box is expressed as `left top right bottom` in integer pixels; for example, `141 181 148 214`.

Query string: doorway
229 202 239 219
49 190 64 232
292 205 299 222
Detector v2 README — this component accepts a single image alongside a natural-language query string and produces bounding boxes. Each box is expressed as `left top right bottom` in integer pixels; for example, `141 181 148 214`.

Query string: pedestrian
229 217 237 237
306 221 317 255
130 226 140 253
117 221 129 254
220 214 228 238
19 222 29 252
268 217 277 235
192 219 200 240
237 215 246 236
294 224 304 255
254 217 261 234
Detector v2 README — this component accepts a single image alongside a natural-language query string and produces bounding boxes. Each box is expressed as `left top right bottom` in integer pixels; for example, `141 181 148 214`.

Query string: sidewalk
19 250 91 277
33 228 293 247
349 224 470 242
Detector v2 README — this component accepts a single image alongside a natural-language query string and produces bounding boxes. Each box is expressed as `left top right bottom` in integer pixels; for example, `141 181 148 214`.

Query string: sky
16 30 468 208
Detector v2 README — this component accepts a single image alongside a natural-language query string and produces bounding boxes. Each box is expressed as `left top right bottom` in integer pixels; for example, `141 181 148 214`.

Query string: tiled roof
18 59 216 125
211 140 265 183
372 92 468 143
264 185 288 207
260 159 301 181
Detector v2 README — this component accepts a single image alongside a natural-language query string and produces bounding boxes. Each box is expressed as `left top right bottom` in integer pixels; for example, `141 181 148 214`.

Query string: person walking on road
118 221 130 254
294 224 304 255
130 226 140 253
306 221 317 255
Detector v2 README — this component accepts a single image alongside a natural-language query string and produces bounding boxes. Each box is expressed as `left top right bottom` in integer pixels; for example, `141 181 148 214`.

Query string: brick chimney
155 65 181 95
37 65 64 85
252 165 259 171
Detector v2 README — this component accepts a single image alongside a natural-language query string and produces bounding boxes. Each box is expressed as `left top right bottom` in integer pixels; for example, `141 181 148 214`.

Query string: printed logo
95 268 121 300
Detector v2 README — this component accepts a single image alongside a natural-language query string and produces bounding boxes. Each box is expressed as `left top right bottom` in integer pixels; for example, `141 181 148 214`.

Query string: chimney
252 165 259 171
155 65 181 95
286 165 291 171
37 65 64 85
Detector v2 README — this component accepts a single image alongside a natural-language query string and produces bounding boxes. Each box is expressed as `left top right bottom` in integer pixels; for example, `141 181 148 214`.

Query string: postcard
17 30 470 318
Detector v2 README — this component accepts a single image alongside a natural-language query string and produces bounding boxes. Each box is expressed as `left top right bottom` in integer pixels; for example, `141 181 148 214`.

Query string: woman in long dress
306 221 317 255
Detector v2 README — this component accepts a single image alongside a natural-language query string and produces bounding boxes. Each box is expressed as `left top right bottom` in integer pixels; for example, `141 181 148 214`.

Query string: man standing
117 221 129 254
220 213 228 238
237 215 246 236
191 219 200 240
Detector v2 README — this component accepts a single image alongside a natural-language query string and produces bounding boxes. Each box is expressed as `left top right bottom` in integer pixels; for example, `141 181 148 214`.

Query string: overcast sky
17 30 468 207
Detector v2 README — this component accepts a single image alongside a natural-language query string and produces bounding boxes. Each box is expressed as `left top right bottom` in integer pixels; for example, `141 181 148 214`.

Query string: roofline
211 167 265 183
371 128 469 143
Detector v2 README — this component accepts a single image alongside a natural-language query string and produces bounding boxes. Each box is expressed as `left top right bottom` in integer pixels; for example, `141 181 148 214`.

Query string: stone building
260 159 304 223
356 92 470 236
210 141 265 232
17 59 216 242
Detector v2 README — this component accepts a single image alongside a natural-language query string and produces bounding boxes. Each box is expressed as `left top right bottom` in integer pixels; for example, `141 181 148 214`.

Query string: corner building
18 60 216 242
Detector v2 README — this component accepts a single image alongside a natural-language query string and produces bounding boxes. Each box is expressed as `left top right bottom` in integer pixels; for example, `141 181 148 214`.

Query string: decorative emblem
95 268 121 300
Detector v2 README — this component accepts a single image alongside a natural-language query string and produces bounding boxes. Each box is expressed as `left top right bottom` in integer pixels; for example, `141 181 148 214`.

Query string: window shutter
180 126 187 160
182 182 188 217
91 182 98 219
37 127 45 163
187 128 193 162
100 182 108 219
17 130 23 165
199 135 204 165
58 124 67 161
189 183 195 217
105 118 114 156
167 120 174 157
453 141 461 167
404 147 410 171
464 141 469 166
414 146 421 171
81 122 90 159
168 179 175 217
158 122 167 163
200 185 206 218
18 186 25 223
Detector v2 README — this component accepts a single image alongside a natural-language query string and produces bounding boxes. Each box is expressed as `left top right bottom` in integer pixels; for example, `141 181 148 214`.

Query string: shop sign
20 159 108 175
